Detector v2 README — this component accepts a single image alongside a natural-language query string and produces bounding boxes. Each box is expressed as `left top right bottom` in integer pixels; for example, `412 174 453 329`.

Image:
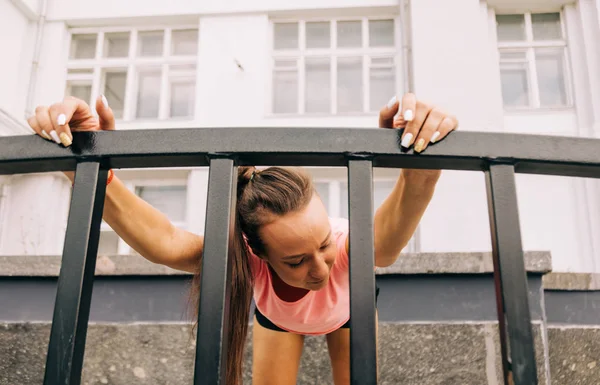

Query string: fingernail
401 132 413 148
386 95 397 109
40 131 52 140
101 95 109 109
59 132 72 147
49 130 61 144
431 131 441 143
414 138 425 153
403 109 414 122
57 114 67 126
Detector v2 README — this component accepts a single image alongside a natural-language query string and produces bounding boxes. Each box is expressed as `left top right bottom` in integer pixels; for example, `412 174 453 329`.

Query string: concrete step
1 322 599 385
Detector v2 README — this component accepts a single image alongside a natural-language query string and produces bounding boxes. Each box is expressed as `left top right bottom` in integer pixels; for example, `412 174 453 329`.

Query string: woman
27 93 458 385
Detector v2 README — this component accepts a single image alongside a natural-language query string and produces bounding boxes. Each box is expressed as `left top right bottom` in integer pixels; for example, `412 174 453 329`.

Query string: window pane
339 180 393 218
70 34 97 59
273 60 298 113
104 71 127 119
305 58 330 113
136 70 161 119
136 186 187 222
532 13 562 40
138 31 164 57
536 49 567 106
370 66 395 111
67 83 92 103
172 29 198 55
274 23 299 50
500 51 527 60
170 81 195 118
500 64 530 107
314 182 330 213
104 32 130 58
337 57 363 113
98 231 119 255
496 15 526 41
337 21 362 48
306 22 330 49
68 68 94 75
369 19 395 47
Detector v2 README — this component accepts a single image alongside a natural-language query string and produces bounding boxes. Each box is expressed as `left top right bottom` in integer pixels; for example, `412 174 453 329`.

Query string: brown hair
189 166 314 384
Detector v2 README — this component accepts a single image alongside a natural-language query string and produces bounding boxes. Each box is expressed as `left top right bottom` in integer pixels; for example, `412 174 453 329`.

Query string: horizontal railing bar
1 128 600 178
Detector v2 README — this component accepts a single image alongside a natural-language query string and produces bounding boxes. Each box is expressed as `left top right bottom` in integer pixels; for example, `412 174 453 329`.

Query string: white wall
46 0 397 21
0 1 35 120
2 0 600 272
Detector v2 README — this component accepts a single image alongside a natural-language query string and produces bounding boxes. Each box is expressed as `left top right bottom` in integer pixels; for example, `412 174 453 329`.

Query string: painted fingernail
101 95 109 109
386 95 397 109
401 132 413 148
57 114 67 126
59 132 72 147
49 130 61 144
40 131 52 140
403 109 414 122
414 138 425 153
431 131 441 143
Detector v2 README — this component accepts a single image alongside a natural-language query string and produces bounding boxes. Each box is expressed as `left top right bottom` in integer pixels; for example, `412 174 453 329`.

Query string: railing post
347 159 377 384
485 164 538 385
44 162 108 385
194 158 236 385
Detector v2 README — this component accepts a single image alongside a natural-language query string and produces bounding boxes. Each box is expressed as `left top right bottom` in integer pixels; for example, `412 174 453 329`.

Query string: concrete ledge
0 251 552 277
543 273 600 291
0 322 555 385
376 251 552 275
0 255 187 277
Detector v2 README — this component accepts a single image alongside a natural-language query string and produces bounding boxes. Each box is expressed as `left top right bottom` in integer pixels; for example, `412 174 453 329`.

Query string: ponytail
188 166 313 384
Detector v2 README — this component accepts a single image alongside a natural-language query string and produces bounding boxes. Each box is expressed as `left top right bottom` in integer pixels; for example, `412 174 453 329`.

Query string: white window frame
268 16 402 116
66 25 199 122
99 174 189 255
496 10 574 111
312 176 417 253
0 181 8 249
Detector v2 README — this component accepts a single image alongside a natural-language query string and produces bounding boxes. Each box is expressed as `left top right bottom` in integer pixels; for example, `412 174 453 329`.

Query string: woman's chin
307 277 328 290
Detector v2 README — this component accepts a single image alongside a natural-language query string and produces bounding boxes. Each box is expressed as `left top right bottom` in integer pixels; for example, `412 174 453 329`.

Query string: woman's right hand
27 95 115 147
26 95 116 182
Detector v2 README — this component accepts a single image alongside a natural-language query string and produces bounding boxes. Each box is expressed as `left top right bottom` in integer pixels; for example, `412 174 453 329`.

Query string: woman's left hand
379 93 459 153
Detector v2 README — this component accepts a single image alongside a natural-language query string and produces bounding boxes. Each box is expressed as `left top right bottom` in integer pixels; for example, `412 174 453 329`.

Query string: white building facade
1 0 600 272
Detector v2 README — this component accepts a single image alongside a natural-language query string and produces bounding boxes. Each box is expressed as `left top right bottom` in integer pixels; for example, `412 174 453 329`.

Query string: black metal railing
2 127 600 385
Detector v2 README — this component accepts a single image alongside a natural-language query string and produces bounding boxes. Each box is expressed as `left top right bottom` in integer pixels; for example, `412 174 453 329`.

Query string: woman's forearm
64 171 202 272
373 170 440 267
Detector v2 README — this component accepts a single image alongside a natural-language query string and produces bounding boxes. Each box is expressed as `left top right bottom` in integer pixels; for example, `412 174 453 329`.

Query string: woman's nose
310 254 330 278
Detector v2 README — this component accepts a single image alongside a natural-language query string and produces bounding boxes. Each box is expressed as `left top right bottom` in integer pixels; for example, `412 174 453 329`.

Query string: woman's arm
66 171 204 273
370 93 458 267
373 170 439 267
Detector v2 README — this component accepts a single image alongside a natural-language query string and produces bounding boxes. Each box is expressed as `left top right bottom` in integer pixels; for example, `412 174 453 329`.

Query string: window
314 179 395 218
495 12 571 109
314 178 416 252
98 184 188 256
66 27 198 121
271 18 399 115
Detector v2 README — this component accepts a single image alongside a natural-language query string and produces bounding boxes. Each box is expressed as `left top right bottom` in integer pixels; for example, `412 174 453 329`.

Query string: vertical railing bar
43 162 108 385
347 159 377 384
193 158 236 385
485 164 538 385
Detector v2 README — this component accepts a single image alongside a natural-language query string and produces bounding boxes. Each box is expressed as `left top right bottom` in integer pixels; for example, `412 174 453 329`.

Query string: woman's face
259 194 336 291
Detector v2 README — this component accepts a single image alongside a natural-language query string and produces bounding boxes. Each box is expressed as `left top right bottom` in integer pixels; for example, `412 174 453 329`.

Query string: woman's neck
268 265 309 302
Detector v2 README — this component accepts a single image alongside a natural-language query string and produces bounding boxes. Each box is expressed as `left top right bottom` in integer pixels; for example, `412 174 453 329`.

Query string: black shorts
254 286 380 333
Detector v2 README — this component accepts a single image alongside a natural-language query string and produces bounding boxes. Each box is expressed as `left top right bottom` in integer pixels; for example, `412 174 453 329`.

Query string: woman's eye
288 260 303 268
321 241 332 250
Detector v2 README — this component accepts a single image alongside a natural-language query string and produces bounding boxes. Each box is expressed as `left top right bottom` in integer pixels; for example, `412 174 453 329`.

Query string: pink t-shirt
250 217 350 335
